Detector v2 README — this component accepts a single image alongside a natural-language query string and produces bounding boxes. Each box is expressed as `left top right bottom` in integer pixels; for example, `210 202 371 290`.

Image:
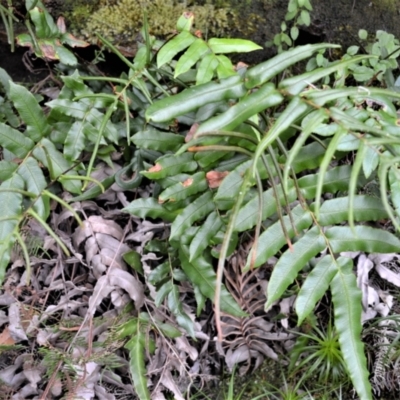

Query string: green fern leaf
326 226 400 253
234 182 297 232
9 81 50 141
125 319 151 400
245 204 313 270
168 285 196 338
317 195 388 226
170 191 215 240
64 121 89 161
0 241 12 284
296 255 341 325
0 174 24 241
123 198 177 222
189 211 223 261
18 157 49 219
33 138 82 194
0 122 35 158
331 260 372 400
265 227 326 310
141 153 197 180
159 172 208 203
0 161 18 181
131 129 184 152
180 246 246 317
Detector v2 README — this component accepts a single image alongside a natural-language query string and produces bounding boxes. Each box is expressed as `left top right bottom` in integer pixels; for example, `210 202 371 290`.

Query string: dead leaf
0 326 15 345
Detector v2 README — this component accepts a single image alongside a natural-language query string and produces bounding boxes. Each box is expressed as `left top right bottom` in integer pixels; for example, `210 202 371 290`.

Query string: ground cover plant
1 0 400 399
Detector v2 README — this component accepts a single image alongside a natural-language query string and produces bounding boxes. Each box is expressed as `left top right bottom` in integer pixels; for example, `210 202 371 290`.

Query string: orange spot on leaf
206 171 229 189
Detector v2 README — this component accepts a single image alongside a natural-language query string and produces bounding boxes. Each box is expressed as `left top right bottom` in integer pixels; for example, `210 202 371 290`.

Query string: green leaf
180 246 246 317
195 83 284 135
0 161 18 181
141 153 197 180
157 30 196 68
245 43 340 89
363 145 379 178
18 157 49 219
131 129 184 152
234 183 298 232
298 165 364 199
125 320 151 400
123 198 177 222
216 55 236 79
196 53 219 84
168 285 196 338
176 11 194 31
32 138 82 194
159 172 208 203
279 56 373 96
189 211 223 261
265 227 326 310
300 10 311 26
246 204 313 270
359 29 368 40
316 195 388 226
29 4 59 38
174 39 210 78
253 97 311 171
0 122 35 158
326 226 400 253
208 38 262 54
296 255 340 325
0 241 12 285
146 75 245 123
0 174 24 241
46 98 89 119
170 191 215 240
123 250 143 275
331 262 372 400
9 81 50 141
64 121 88 161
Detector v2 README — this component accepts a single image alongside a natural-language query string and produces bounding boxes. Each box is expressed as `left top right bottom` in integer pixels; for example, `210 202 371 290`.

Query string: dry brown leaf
0 326 15 345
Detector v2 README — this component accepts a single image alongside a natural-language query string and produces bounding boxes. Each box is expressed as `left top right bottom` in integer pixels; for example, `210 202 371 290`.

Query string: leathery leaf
316 195 388 226
265 227 326 310
331 259 372 400
124 318 151 400
9 81 50 141
189 211 223 261
18 157 49 219
245 204 313 270
123 198 177 222
245 43 340 89
180 245 246 317
195 83 283 135
234 182 297 233
296 255 341 325
141 153 197 180
145 75 246 123
131 129 184 152
326 226 400 253
0 173 24 242
0 122 35 158
170 191 215 240
158 171 208 203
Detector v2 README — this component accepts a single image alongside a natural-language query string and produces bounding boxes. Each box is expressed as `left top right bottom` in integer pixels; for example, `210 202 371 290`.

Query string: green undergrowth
2 0 400 399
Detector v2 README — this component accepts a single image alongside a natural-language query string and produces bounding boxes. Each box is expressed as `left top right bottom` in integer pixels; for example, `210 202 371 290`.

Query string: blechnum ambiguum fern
1 11 400 399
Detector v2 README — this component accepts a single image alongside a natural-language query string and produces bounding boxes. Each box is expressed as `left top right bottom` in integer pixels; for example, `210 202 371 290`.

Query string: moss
74 0 239 46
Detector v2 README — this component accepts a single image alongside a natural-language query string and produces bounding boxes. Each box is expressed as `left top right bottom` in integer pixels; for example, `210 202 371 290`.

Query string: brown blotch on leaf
186 123 199 143
148 163 162 173
182 178 194 187
206 171 229 189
